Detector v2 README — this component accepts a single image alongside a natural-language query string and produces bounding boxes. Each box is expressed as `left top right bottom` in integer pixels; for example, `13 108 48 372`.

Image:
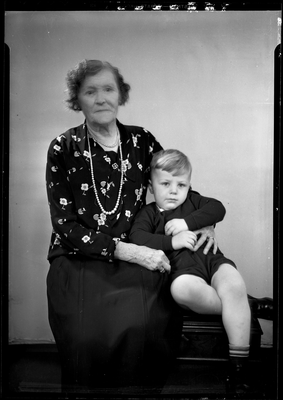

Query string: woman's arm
114 241 171 273
46 138 117 261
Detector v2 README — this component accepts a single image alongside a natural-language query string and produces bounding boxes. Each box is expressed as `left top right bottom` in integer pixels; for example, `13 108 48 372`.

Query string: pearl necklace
87 123 119 148
87 129 124 216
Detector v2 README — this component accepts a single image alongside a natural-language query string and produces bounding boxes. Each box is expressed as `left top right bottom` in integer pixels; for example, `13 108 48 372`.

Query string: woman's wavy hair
150 149 192 180
65 59 131 112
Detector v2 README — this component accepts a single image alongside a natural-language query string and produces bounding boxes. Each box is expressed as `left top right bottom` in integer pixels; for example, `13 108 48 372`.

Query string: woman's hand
193 226 218 254
114 241 171 273
164 218 188 236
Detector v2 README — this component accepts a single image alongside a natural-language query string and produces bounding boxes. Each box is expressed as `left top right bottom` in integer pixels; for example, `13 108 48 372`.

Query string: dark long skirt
47 255 182 390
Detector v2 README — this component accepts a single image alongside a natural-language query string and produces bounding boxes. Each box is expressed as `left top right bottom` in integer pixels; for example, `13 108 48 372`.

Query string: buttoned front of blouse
46 120 162 262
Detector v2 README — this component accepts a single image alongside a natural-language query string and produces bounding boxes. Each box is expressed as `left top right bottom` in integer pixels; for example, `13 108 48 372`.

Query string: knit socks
229 344 250 360
227 344 250 394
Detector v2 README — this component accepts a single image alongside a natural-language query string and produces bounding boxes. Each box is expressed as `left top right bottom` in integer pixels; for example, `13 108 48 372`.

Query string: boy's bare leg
170 265 251 393
211 263 251 346
170 274 222 314
170 265 250 345
211 264 251 393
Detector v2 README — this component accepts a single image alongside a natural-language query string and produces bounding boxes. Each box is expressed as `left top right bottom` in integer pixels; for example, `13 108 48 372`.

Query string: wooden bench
177 311 262 361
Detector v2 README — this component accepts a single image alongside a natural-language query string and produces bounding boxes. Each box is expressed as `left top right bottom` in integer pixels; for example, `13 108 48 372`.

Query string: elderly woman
46 60 216 391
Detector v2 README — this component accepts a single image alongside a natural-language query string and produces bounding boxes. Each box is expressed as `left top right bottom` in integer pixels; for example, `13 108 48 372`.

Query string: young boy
129 149 251 394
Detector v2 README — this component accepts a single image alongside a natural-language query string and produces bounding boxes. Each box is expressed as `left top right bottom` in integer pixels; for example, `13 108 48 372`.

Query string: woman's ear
74 100 81 111
148 180 154 194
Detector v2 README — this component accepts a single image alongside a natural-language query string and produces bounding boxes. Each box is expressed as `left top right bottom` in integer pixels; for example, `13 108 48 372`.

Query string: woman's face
77 69 120 129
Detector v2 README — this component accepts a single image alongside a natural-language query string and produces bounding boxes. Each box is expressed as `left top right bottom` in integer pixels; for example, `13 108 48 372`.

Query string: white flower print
112 163 118 170
51 166 58 172
122 158 132 173
134 186 143 205
68 167 76 175
81 183 89 195
53 233 61 246
107 182 114 191
82 235 91 243
104 155 111 164
59 198 68 209
98 181 114 198
78 208 86 215
53 144 61 153
74 151 80 157
121 160 127 173
55 134 66 144
71 135 81 142
137 162 143 171
100 213 107 221
131 133 141 148
83 150 90 159
101 248 108 256
149 145 153 154
93 213 108 228
125 210 133 221
58 218 66 225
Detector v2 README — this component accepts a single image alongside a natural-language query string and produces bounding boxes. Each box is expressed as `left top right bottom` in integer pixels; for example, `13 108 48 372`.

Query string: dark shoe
248 295 273 320
226 364 251 397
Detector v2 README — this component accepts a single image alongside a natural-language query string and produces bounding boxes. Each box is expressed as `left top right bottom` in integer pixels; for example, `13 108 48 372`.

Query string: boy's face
149 169 191 211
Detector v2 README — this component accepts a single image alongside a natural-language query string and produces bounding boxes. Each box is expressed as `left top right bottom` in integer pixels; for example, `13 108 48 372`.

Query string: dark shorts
169 246 237 284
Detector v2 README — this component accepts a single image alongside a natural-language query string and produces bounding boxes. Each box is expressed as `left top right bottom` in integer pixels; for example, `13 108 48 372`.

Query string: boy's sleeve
129 205 174 252
184 190 226 231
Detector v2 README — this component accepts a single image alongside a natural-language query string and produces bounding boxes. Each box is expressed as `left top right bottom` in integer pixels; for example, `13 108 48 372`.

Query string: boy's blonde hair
150 149 192 179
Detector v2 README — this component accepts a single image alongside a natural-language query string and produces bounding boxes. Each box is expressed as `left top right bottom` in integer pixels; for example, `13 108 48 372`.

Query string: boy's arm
182 190 226 231
165 190 226 237
186 190 226 229
129 205 174 252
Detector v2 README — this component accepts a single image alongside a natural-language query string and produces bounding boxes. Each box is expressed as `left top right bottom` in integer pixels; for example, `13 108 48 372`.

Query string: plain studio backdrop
5 10 280 344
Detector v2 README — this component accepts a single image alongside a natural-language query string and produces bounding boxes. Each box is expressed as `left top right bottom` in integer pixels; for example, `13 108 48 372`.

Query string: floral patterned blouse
46 120 162 262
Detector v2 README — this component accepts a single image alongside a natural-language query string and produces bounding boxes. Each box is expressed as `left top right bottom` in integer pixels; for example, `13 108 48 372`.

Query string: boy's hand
165 218 188 236
172 231 197 251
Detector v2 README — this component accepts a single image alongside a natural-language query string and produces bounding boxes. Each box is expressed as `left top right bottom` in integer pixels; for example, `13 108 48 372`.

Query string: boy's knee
170 275 204 305
171 276 189 305
213 265 247 300
221 278 247 301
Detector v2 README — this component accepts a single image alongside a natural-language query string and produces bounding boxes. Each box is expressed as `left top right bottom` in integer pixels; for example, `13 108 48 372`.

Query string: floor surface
5 345 277 399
